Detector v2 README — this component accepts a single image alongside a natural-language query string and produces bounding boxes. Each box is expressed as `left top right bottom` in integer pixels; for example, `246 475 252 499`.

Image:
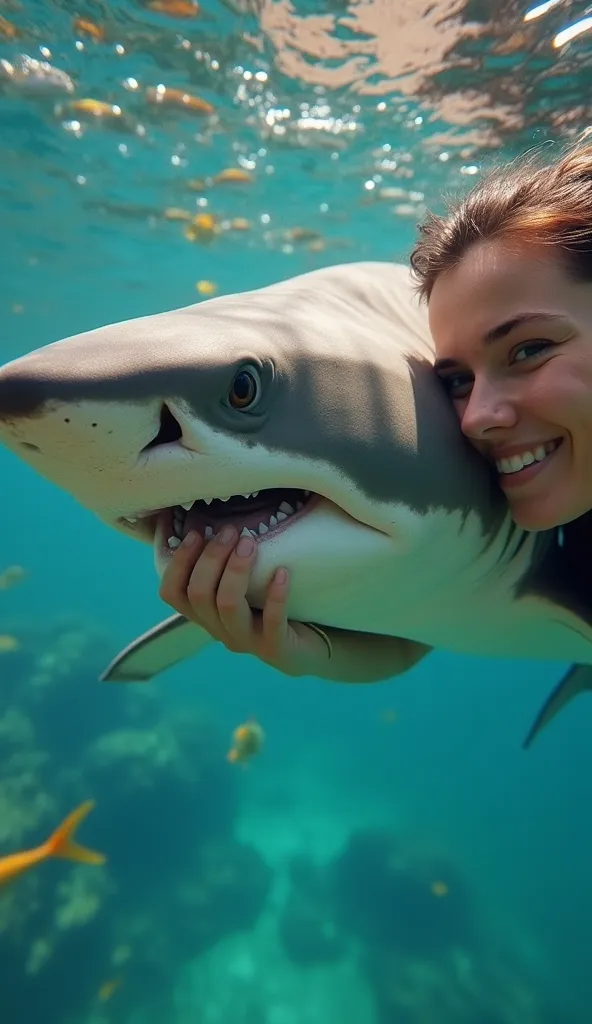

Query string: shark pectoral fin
100 614 213 683
522 664 592 750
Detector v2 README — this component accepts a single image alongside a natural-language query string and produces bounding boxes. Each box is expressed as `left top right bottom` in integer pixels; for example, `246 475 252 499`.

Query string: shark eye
228 369 259 410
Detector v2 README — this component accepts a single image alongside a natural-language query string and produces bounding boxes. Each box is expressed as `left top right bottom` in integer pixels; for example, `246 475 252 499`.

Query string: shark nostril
143 403 183 450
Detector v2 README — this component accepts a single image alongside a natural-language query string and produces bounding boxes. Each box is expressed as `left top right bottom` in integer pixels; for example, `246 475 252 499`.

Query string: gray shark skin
0 261 589 748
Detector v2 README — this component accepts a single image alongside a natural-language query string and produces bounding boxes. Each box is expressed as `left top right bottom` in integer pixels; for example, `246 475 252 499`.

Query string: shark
0 260 590 748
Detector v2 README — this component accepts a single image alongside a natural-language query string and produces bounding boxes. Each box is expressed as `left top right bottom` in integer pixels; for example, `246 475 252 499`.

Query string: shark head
0 262 506 624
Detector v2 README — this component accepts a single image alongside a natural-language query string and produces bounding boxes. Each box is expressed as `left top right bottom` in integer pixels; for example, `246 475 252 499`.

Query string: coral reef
278 855 346 966
0 615 272 1024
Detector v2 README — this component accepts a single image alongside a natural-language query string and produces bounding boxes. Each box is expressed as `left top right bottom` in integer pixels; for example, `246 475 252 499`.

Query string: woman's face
428 238 592 530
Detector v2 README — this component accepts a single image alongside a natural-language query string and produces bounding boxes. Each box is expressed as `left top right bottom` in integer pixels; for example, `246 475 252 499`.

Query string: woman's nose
460 378 518 440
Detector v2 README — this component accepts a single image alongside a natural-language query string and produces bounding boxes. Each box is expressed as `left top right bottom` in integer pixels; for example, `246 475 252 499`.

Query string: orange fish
0 800 105 888
227 718 265 765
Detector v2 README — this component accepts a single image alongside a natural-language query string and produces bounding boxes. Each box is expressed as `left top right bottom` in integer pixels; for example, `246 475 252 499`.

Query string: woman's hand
158 527 331 677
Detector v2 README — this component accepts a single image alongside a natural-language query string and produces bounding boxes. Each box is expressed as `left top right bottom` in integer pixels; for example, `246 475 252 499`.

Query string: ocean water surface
1 1 592 1022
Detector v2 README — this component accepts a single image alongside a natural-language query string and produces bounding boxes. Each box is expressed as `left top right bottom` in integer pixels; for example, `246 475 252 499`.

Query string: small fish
70 98 123 120
0 634 19 653
184 212 219 243
146 0 200 17
212 168 253 185
196 280 217 296
72 17 105 41
146 86 213 115
0 564 28 590
98 977 123 1002
0 800 105 888
227 718 265 765
431 880 449 897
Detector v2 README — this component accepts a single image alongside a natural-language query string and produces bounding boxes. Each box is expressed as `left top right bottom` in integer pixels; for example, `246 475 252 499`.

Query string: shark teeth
165 490 312 549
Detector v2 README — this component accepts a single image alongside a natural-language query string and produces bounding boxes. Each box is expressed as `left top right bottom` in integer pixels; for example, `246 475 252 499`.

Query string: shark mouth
120 488 316 551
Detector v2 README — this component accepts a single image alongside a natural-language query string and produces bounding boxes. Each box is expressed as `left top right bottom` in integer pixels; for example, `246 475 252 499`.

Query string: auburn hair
410 137 592 300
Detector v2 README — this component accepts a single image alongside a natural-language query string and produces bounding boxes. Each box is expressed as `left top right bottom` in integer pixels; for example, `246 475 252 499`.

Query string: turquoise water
2 1 592 1021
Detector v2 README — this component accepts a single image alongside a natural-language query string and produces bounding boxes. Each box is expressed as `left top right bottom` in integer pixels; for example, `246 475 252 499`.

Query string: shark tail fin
100 614 213 683
523 664 592 750
44 801 106 865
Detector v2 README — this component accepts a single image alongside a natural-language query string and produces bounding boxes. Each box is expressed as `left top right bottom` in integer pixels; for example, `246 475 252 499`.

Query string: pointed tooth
219 496 231 502
125 516 137 524
252 491 259 497
276 511 287 522
258 522 268 535
243 493 252 500
279 501 294 515
240 526 252 538
204 497 213 505
168 536 181 549
269 515 277 528
249 529 258 539
181 502 193 511
205 526 214 539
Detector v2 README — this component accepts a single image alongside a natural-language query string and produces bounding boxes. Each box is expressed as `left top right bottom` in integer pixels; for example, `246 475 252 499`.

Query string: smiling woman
410 137 592 534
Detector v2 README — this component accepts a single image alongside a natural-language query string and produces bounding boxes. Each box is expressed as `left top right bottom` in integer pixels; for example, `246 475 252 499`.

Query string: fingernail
182 530 199 548
274 568 287 585
236 535 255 557
219 526 236 545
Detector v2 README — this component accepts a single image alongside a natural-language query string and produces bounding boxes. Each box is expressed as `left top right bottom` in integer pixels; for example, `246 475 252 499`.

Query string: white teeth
124 516 137 524
252 491 259 497
205 526 214 539
276 511 288 522
279 501 294 515
243 493 252 499
269 515 277 528
258 522 268 535
181 502 193 511
249 529 258 539
495 442 557 476
168 536 181 549
204 498 213 505
240 527 252 538
219 496 231 502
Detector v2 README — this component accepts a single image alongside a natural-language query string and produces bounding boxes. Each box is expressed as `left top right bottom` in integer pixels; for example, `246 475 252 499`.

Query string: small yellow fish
0 635 20 653
184 212 219 244
213 168 253 185
146 87 213 115
71 98 122 120
98 977 123 1002
227 718 265 765
0 564 28 590
0 801 105 888
196 280 217 296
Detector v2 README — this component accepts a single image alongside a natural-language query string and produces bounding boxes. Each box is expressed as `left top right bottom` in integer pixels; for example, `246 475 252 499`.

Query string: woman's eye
512 340 551 363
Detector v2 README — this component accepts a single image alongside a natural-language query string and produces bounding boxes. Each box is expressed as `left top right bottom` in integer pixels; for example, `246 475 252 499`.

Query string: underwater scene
2 0 592 1021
